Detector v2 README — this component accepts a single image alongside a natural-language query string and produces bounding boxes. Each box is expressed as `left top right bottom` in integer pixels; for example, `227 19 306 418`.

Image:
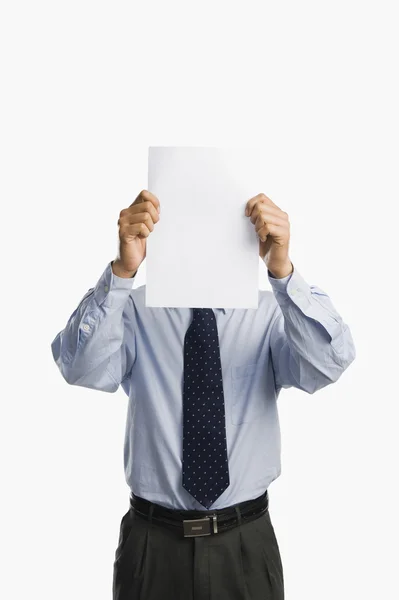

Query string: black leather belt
129 490 269 537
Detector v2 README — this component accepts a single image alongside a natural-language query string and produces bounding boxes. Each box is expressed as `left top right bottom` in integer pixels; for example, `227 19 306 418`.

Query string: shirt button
82 324 90 331
104 286 109 292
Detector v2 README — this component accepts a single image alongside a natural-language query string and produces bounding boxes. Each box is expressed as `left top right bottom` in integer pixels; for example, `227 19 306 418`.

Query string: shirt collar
185 308 228 314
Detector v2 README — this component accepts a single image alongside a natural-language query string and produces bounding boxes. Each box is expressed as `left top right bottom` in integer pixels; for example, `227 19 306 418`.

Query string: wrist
111 259 137 278
266 258 293 279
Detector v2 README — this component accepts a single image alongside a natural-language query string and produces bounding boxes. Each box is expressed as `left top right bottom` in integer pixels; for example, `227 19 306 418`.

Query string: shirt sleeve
267 263 356 394
51 261 137 393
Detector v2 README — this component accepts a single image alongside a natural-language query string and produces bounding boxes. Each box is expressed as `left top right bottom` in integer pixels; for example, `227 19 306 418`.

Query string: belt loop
148 503 154 525
234 505 242 527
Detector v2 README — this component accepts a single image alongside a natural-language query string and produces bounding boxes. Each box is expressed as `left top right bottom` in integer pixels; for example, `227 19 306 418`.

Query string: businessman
51 189 356 600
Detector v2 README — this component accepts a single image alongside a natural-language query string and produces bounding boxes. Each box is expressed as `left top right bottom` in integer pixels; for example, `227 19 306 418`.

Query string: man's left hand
245 193 293 278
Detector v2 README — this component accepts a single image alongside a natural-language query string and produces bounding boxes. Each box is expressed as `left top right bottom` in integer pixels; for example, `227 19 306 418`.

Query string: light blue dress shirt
51 260 355 510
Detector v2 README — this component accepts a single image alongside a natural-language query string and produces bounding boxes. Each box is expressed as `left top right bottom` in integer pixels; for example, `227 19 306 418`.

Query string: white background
1 1 398 599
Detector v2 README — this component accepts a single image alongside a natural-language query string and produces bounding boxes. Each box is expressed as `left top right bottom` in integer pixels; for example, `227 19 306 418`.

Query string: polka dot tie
182 308 230 509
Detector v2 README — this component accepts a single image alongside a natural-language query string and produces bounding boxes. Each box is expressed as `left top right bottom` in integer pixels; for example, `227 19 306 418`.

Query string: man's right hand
112 190 161 278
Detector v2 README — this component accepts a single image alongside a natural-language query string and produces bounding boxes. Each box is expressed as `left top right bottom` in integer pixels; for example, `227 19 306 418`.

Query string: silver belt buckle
183 514 218 537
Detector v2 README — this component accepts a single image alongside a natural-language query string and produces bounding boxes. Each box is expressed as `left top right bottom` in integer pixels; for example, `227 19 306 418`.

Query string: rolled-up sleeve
51 261 137 393
268 264 356 394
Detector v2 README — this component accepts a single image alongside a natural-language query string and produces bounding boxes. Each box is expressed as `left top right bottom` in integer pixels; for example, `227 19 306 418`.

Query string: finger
256 222 283 241
120 221 151 240
119 211 155 232
245 193 274 216
255 213 288 234
120 201 160 226
249 203 285 224
130 189 161 213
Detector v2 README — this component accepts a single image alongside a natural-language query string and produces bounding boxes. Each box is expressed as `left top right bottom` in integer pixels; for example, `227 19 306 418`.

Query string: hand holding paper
245 192 293 278
113 190 161 277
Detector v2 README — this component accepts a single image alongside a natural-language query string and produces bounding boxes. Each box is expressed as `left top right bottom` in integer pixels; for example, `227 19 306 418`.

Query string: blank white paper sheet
146 146 265 309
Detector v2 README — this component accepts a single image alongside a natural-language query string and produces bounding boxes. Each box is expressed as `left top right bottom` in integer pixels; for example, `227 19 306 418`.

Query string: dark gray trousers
112 502 284 600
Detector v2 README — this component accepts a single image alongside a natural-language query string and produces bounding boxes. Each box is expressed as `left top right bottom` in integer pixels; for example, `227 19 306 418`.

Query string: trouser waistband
129 490 269 537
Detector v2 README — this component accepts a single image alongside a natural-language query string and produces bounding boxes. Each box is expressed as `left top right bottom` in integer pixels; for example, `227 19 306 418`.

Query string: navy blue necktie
182 308 230 509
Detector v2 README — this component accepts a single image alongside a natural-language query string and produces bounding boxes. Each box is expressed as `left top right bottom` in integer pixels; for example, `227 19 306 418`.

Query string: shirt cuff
268 262 314 310
93 261 136 308
267 266 294 292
